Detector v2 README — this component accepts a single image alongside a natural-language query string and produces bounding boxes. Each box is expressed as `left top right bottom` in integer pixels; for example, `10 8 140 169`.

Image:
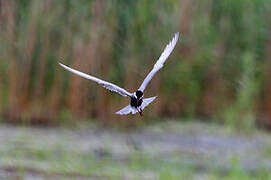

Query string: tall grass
0 0 271 127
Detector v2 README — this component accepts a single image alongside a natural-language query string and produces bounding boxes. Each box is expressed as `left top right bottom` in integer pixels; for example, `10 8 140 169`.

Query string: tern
59 32 179 115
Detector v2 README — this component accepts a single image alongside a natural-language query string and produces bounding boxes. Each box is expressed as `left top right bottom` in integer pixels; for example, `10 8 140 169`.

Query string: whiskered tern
59 32 179 115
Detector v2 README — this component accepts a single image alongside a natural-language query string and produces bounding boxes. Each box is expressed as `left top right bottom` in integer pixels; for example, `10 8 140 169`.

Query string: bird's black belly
130 97 143 107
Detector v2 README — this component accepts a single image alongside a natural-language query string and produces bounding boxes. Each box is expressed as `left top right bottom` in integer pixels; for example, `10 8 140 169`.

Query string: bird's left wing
59 63 132 97
138 32 179 92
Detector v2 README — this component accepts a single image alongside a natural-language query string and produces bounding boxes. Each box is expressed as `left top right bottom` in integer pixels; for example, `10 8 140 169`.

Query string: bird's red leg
136 107 143 116
139 109 143 116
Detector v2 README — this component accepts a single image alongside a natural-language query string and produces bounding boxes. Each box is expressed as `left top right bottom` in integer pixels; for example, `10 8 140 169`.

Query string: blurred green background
1 0 271 128
2 1 271 179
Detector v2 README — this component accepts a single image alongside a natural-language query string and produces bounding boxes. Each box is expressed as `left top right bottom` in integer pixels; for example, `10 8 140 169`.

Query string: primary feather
139 32 179 92
58 63 132 97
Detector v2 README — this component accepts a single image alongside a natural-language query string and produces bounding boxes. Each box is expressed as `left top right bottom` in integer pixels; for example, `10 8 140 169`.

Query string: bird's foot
139 109 143 116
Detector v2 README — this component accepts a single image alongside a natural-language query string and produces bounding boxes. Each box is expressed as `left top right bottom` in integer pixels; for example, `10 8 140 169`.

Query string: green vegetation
1 144 270 179
0 0 271 128
0 120 268 179
1 2 271 178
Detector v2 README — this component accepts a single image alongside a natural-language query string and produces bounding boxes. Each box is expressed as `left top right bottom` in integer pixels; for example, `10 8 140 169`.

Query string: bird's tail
115 104 137 115
115 96 157 115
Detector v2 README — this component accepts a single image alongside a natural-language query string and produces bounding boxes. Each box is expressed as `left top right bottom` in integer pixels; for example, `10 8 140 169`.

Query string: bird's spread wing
141 96 157 110
139 32 179 92
59 63 132 97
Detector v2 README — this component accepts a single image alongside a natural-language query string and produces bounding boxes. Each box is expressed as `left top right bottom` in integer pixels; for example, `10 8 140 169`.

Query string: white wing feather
141 96 157 110
59 63 132 97
139 32 179 92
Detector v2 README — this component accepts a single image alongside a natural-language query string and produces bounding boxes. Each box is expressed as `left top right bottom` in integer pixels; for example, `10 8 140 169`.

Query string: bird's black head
136 90 143 99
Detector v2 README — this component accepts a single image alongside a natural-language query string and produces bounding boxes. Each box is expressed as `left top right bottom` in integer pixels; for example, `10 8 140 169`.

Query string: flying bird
59 32 179 115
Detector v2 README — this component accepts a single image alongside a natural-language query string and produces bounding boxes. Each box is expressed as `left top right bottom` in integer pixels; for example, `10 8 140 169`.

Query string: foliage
0 0 271 126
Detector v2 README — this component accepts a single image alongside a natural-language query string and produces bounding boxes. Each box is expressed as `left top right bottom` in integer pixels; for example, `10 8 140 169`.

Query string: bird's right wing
59 63 132 97
141 96 157 110
138 32 179 92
